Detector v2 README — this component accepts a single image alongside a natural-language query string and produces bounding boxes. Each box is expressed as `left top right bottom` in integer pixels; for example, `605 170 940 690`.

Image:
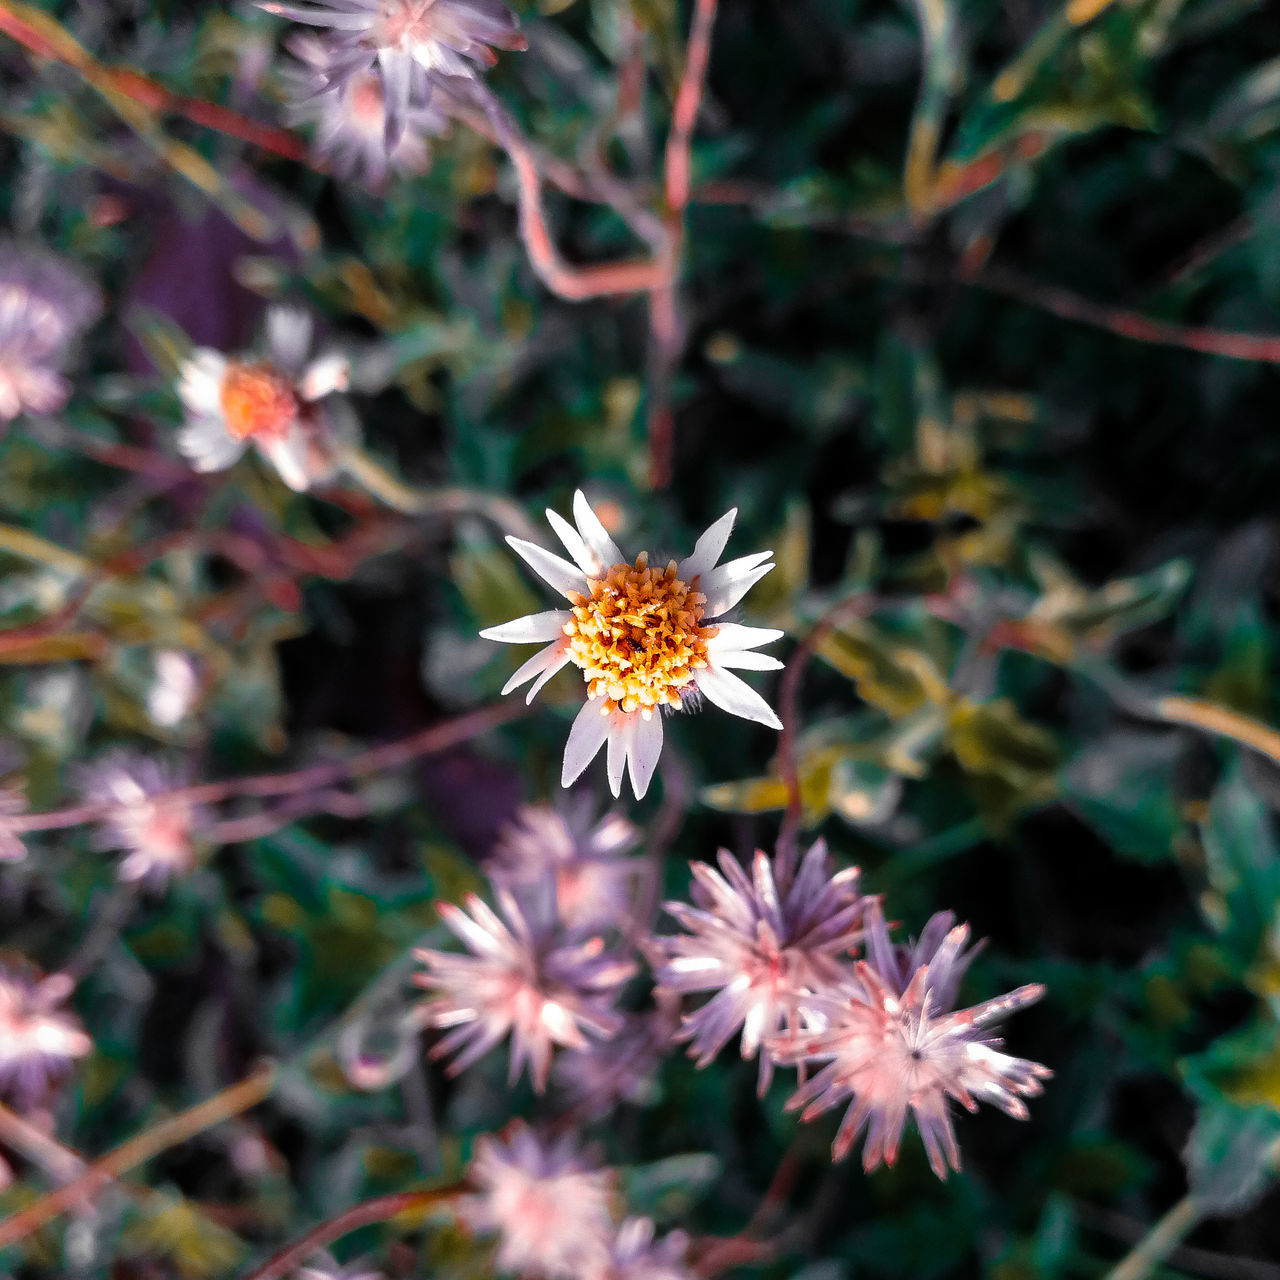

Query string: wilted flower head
414 887 636 1090
284 34 449 186
0 241 99 422
465 1122 615 1280
260 0 525 142
775 902 1051 1178
147 650 202 729
0 964 92 1106
77 750 206 885
489 798 641 931
652 841 864 1094
177 305 353 492
481 492 783 799
594 1218 692 1280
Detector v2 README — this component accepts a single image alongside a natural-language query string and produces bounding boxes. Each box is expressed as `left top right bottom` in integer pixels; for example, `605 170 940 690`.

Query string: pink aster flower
775 902 1051 1179
414 888 636 1090
0 965 92 1107
0 241 99 421
489 798 641 932
284 34 449 187
593 1218 692 1280
480 492 783 799
177 305 353 492
651 840 865 1095
260 0 525 142
76 750 206 885
465 1122 615 1280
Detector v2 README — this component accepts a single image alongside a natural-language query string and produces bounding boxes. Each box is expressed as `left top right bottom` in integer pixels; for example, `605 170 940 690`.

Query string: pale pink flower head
481 492 783 799
76 750 206 885
775 901 1051 1179
0 964 92 1107
0 241 99 422
489 797 641 932
414 887 637 1091
593 1218 692 1280
651 840 864 1095
177 305 354 492
465 1122 615 1280
553 1000 679 1119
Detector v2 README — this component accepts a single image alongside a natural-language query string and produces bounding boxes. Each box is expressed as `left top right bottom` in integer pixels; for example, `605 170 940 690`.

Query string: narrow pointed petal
480 611 571 644
572 491 622 569
562 701 611 789
500 642 569 700
678 508 737 582
695 665 782 730
546 509 598 575
606 714 631 797
701 552 776 616
627 713 664 799
506 537 590 599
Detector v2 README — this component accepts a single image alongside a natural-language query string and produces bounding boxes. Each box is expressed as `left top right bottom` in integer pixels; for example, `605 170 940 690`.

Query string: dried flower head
0 965 92 1107
260 0 525 141
465 1122 615 1280
652 841 864 1094
775 902 1051 1178
593 1218 692 1280
481 492 783 799
177 306 353 492
415 888 636 1090
77 750 206 885
284 34 450 186
489 798 641 931
0 241 99 422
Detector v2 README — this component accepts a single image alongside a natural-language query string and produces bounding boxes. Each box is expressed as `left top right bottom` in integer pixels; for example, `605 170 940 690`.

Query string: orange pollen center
219 361 298 441
563 552 718 717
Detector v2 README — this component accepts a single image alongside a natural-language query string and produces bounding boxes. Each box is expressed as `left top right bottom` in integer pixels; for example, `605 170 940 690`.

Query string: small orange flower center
563 553 718 716
219 361 298 441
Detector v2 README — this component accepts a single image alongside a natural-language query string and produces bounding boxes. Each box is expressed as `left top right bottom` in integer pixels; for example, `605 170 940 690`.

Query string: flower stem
1103 1194 1203 1280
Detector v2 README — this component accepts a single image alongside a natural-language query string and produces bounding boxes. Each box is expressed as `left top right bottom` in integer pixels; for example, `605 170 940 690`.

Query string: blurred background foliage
5 0 1280 1276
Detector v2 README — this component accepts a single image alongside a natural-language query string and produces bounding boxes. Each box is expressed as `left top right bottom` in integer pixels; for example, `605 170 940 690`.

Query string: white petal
266 306 313 373
506 536 591 599
695 664 782 730
572 491 623 569
708 623 784 653
177 414 245 473
178 350 226 414
701 551 775 616
479 611 571 644
711 650 784 671
678 508 737 582
561 700 611 789
627 713 664 798
298 353 349 400
545 508 598 576
257 432 311 492
501 641 571 703
606 715 631 797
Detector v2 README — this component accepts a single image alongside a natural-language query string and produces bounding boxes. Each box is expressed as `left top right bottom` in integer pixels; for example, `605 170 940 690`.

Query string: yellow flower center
564 553 718 716
219 361 298 441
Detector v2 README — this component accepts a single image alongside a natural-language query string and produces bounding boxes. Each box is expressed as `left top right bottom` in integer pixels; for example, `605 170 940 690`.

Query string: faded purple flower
775 902 1051 1179
465 1122 615 1280
414 888 636 1090
489 798 641 932
593 1218 692 1280
76 750 206 885
0 965 92 1107
284 34 450 187
260 0 526 142
553 1000 678 1119
0 241 99 422
177 305 354 492
652 840 865 1094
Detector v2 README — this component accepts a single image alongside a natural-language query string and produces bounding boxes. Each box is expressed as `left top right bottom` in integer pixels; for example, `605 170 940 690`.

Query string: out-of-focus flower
0 241 99 422
259 0 525 142
593 1218 692 1280
295 1256 385 1280
489 798 641 931
465 1122 615 1280
481 492 783 799
415 888 636 1090
76 750 206 885
177 305 353 492
652 841 864 1094
0 742 27 863
284 34 449 187
147 650 202 729
0 965 92 1107
774 902 1051 1178
553 1000 678 1118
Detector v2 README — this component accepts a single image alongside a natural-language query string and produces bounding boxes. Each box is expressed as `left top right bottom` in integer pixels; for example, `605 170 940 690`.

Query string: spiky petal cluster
76 750 206 885
465 1123 615 1280
0 241 99 421
177 306 353 492
283 34 449 186
594 1218 693 1280
488 798 641 931
261 0 525 143
774 901 1051 1178
0 966 92 1107
652 841 865 1094
414 888 636 1090
481 491 783 799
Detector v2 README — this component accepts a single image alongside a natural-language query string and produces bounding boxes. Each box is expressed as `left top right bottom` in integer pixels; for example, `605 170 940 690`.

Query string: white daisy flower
176 305 353 492
480 493 784 800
